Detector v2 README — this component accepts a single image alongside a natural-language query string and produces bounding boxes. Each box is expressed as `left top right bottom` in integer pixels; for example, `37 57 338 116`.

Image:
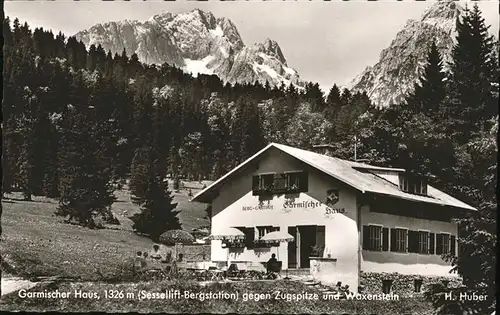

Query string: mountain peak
348 1 463 106
421 0 461 21
254 38 286 64
74 9 301 88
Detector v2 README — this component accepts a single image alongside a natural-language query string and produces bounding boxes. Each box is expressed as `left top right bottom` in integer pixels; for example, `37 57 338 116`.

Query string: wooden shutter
382 228 389 251
362 226 370 250
390 228 397 252
252 176 259 195
245 228 255 249
299 172 308 192
408 230 418 253
436 234 443 255
429 233 435 254
450 235 456 256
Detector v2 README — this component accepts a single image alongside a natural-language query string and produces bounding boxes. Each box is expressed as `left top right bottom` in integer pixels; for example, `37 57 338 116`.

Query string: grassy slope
1 184 209 281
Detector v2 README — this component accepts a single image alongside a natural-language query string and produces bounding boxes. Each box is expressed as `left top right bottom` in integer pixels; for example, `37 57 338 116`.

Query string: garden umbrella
208 227 246 270
208 227 245 241
260 231 294 279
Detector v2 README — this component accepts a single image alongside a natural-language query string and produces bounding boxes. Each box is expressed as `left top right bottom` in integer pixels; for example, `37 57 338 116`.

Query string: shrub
159 230 195 245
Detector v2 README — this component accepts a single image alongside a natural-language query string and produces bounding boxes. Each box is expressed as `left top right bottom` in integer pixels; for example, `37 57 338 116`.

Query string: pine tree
129 147 151 203
130 151 181 242
55 88 116 228
233 95 266 161
444 4 497 143
405 41 446 116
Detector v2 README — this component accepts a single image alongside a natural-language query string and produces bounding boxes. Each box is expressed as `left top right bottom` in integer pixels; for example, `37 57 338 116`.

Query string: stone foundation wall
360 271 462 297
310 257 337 286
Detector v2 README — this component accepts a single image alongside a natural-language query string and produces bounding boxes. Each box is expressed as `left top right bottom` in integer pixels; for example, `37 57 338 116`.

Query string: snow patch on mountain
75 9 302 88
184 56 215 77
210 25 224 38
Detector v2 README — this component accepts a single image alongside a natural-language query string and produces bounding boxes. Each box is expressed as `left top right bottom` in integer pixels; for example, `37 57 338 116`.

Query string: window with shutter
362 226 370 250
363 225 382 251
261 174 274 192
299 172 308 192
286 172 301 192
252 176 259 195
408 230 418 253
391 228 407 252
244 228 255 249
273 174 287 192
429 233 435 254
436 234 443 255
441 234 450 254
382 228 389 251
390 228 397 252
418 231 429 254
450 235 456 255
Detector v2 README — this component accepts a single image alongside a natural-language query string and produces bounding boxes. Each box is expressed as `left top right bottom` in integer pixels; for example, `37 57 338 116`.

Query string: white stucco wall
210 148 360 290
360 205 458 277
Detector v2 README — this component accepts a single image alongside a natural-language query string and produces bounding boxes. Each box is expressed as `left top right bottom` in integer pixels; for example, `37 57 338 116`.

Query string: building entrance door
299 225 316 268
288 225 326 268
287 227 297 268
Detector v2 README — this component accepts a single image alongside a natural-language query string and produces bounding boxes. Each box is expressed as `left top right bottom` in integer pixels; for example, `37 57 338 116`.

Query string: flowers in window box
254 240 272 248
288 183 300 192
224 240 246 248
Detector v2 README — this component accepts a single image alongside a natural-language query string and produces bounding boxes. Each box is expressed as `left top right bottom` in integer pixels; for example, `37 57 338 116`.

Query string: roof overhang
190 143 275 203
190 142 477 212
364 191 477 212
191 143 366 203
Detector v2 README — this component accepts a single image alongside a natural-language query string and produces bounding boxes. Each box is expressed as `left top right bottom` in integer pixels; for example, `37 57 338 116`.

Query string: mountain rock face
348 0 462 107
75 9 301 87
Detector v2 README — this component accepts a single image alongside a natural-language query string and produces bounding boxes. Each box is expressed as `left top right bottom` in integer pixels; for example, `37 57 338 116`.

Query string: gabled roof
191 143 476 211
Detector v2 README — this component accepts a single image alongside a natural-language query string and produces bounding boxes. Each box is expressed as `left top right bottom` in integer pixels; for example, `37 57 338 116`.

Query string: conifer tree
55 86 116 228
405 41 446 116
130 142 181 241
444 4 497 142
129 147 151 203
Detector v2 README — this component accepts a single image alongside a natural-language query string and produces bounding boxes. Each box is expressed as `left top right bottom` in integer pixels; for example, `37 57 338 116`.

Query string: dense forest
1 4 498 313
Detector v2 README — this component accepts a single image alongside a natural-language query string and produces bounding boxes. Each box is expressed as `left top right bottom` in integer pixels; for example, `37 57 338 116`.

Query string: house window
257 226 279 239
436 233 453 255
382 280 393 294
391 228 407 253
418 231 429 254
399 175 428 196
252 172 308 195
273 174 287 192
414 279 423 292
362 225 382 251
409 230 428 254
236 227 255 249
286 172 304 192
259 174 275 192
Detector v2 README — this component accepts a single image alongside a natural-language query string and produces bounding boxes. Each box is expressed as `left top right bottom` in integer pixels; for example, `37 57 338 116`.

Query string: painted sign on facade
241 189 346 214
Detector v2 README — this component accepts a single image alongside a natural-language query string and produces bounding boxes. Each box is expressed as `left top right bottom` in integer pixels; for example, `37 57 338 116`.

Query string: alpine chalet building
191 143 475 294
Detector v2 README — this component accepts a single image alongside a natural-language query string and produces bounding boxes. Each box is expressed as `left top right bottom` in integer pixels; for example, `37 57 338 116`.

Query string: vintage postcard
1 0 498 314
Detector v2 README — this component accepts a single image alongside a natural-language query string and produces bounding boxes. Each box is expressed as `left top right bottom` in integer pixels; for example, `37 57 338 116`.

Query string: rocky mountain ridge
348 0 462 107
75 9 301 87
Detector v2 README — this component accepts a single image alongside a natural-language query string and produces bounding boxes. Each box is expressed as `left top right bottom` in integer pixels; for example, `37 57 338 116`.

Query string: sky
5 0 499 92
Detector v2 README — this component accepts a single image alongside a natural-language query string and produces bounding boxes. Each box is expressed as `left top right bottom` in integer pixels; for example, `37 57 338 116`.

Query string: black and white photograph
1 0 498 314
